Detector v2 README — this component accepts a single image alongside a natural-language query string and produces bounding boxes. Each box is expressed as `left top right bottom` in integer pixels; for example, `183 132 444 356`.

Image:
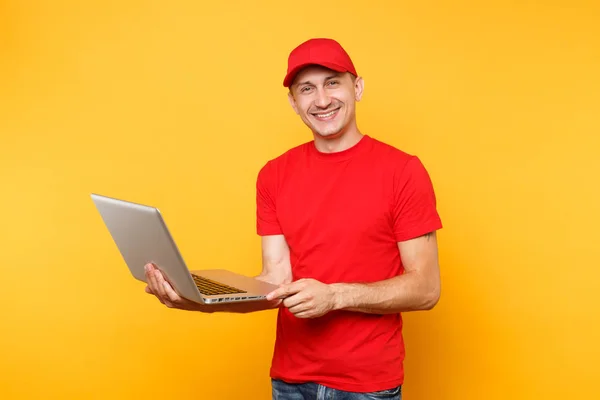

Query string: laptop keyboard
191 274 247 296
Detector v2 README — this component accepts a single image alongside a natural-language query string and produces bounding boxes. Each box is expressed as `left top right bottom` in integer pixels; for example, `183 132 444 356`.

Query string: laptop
91 193 279 304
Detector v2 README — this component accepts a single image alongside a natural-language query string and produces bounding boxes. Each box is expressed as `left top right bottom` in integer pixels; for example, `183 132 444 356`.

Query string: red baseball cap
283 38 358 87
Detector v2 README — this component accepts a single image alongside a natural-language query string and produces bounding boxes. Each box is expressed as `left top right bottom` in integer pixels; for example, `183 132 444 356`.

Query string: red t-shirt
256 134 442 392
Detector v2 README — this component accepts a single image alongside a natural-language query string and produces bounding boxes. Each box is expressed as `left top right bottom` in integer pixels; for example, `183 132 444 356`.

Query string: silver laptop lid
91 193 202 303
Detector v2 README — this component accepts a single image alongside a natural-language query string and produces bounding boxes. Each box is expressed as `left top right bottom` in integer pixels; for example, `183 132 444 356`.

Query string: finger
282 293 306 309
266 282 303 301
162 281 181 303
145 285 153 294
287 302 310 315
145 264 160 294
266 288 284 301
153 269 168 299
293 310 313 319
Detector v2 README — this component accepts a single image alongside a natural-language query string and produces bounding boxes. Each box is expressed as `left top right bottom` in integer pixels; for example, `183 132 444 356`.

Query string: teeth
316 110 336 118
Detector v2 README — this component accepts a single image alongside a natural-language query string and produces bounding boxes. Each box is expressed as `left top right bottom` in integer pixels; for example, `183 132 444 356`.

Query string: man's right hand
144 263 215 312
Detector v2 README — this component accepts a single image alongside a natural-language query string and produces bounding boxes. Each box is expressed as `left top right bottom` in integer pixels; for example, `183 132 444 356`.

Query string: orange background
1 1 599 399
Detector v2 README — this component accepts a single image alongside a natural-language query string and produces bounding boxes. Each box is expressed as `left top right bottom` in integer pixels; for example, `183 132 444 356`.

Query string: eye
300 86 313 93
327 80 339 86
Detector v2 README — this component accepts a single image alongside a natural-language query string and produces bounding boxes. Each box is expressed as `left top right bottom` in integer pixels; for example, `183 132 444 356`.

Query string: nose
314 87 332 109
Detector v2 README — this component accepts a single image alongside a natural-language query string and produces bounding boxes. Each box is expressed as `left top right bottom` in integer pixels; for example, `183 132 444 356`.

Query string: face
288 65 364 140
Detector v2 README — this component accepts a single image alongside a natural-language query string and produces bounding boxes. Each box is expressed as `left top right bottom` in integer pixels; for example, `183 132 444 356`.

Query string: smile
312 108 340 121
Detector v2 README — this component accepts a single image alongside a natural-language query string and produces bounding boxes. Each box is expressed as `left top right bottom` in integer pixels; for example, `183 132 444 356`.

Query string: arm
144 234 292 313
331 231 441 314
266 231 440 318
255 234 293 286
331 156 442 314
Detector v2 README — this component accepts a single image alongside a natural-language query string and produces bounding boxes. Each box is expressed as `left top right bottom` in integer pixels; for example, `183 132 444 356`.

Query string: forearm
331 270 440 314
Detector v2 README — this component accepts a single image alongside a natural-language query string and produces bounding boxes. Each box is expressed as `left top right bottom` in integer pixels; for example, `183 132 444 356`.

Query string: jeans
271 379 402 400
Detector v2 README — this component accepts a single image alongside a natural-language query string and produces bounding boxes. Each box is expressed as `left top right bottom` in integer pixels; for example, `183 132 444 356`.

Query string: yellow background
1 0 599 399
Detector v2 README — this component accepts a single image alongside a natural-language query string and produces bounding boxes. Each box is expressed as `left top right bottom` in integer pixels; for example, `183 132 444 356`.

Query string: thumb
267 283 292 301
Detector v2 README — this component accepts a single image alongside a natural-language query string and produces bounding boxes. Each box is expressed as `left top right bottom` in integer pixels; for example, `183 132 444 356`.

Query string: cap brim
283 61 349 87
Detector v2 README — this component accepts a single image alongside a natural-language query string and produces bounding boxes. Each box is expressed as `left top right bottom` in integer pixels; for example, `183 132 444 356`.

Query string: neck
313 123 363 154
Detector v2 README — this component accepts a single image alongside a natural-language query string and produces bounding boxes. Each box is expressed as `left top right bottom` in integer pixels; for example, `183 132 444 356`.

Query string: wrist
330 283 350 311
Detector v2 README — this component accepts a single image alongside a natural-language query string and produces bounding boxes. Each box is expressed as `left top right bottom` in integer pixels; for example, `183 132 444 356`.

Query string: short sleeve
392 156 443 242
256 161 283 236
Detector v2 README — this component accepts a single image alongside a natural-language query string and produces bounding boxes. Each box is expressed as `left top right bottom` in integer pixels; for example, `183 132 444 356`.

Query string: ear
288 91 299 115
354 76 364 102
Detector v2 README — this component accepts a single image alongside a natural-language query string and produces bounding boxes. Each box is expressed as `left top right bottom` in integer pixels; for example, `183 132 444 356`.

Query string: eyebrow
295 73 341 87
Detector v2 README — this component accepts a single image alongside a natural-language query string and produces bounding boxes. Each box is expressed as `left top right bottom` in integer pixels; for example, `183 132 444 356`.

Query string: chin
318 131 343 139
314 126 345 139
310 122 344 137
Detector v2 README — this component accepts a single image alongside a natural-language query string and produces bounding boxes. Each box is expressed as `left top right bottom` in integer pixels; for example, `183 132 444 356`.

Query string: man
144 38 442 400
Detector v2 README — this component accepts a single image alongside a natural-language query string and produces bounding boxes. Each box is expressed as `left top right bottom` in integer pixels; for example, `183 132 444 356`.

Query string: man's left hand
266 278 338 318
